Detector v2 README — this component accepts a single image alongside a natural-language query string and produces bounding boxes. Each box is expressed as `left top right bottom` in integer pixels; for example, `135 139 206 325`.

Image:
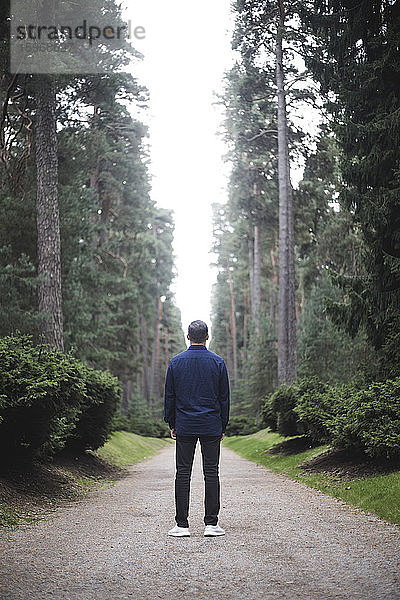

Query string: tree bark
242 290 249 379
253 223 261 336
164 327 169 373
140 314 150 405
35 76 64 351
121 380 132 416
226 257 238 384
224 319 233 377
150 296 163 411
270 244 278 346
248 226 255 324
276 0 296 384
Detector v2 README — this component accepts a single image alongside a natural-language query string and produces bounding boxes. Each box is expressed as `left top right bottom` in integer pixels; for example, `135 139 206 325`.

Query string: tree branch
104 250 128 278
247 129 278 142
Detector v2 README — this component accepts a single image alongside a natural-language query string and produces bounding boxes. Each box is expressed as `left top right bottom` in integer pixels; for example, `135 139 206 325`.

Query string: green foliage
261 377 326 437
111 410 130 432
303 0 400 377
0 334 120 460
272 377 400 460
211 10 371 409
129 412 170 438
294 381 346 444
0 44 184 421
64 364 121 452
225 415 260 437
263 385 300 436
329 380 400 460
247 323 278 414
0 334 85 459
297 273 371 383
260 395 277 432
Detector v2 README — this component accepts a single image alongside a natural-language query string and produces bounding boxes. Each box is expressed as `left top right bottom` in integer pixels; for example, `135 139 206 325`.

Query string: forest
209 0 400 451
0 0 399 460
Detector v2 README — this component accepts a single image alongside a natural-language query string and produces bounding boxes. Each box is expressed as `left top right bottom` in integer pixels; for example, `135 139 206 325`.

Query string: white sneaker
168 525 190 537
204 524 225 537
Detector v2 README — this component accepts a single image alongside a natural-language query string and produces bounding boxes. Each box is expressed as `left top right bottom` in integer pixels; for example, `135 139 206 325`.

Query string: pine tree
302 0 400 377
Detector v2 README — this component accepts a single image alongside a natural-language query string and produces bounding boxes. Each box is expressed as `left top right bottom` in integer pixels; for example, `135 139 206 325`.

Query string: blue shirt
164 345 230 436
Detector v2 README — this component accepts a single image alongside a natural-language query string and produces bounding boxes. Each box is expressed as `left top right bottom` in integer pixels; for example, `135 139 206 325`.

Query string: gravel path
1 444 399 600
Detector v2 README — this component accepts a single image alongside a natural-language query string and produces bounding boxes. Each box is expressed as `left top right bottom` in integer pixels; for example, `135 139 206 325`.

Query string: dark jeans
175 435 221 528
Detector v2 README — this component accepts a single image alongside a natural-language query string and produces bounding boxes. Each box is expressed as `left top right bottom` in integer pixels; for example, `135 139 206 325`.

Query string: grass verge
96 430 172 467
0 431 171 530
223 429 400 527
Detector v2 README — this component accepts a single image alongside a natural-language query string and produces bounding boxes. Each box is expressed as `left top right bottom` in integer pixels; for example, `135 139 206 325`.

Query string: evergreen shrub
261 374 400 459
0 335 84 458
64 363 121 452
261 379 325 436
225 415 260 436
130 412 170 438
260 395 278 432
111 410 130 432
328 379 400 459
0 334 121 460
293 378 337 443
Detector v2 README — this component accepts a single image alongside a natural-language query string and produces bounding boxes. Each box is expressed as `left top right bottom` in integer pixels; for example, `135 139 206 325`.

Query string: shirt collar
188 344 207 350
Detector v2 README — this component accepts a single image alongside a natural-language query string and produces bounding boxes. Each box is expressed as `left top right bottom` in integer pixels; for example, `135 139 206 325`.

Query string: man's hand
170 428 176 439
220 433 225 441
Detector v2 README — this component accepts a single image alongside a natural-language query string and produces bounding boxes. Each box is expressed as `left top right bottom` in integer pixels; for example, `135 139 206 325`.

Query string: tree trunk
248 226 255 324
276 0 296 385
225 319 233 377
226 257 238 383
270 244 278 346
253 223 261 336
150 296 163 412
35 76 64 351
164 327 169 372
242 290 249 379
121 380 132 416
141 314 150 405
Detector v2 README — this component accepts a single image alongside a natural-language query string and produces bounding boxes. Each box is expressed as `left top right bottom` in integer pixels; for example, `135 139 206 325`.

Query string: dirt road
1 444 399 599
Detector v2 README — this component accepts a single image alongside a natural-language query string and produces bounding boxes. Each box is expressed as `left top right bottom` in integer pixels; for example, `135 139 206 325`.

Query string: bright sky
123 0 234 338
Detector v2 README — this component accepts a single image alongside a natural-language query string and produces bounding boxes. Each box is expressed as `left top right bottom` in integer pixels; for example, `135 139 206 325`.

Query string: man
164 320 230 538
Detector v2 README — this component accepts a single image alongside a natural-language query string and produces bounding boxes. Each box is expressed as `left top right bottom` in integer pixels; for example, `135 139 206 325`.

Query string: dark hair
188 320 208 343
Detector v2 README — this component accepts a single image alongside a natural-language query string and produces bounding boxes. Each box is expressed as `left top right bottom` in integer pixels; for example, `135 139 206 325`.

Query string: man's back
164 320 229 537
164 344 230 437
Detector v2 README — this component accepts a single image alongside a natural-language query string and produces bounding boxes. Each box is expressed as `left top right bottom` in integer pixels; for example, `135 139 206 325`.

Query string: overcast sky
123 0 234 339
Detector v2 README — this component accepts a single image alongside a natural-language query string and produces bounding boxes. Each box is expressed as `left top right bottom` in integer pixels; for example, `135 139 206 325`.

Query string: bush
329 379 400 459
225 415 260 436
64 364 121 452
111 410 130 432
260 375 400 460
0 335 85 459
261 377 331 438
292 378 335 443
130 413 170 438
260 395 278 432
261 382 303 436
0 334 121 460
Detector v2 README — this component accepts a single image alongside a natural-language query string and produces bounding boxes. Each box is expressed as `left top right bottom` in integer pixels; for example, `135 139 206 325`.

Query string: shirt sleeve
218 361 230 433
164 362 176 429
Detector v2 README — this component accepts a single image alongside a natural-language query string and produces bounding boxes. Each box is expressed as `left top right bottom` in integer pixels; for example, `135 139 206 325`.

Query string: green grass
224 429 400 526
96 430 172 467
0 504 25 529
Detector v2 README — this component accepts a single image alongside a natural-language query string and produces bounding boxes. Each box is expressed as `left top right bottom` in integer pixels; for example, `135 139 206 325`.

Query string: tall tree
34 76 63 350
0 6 185 413
302 0 400 377
276 0 297 383
230 0 314 384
